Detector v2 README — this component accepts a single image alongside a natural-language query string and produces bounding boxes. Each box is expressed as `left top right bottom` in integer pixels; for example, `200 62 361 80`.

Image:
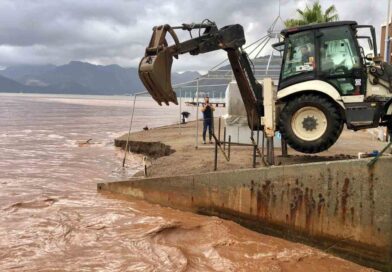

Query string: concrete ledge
98 157 392 271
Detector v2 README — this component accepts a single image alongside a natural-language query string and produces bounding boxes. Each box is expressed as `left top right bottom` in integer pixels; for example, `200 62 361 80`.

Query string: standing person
201 96 215 144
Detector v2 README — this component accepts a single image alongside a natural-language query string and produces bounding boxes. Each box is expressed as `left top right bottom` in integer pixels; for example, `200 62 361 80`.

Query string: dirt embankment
115 138 174 158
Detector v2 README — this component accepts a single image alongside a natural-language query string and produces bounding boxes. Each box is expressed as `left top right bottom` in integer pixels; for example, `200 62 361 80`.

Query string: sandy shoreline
116 119 387 178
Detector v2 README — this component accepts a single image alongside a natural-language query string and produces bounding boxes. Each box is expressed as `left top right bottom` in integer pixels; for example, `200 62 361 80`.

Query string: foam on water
47 134 65 139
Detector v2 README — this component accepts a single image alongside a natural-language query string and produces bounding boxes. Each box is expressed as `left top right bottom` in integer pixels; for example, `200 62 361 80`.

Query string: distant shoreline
0 92 152 99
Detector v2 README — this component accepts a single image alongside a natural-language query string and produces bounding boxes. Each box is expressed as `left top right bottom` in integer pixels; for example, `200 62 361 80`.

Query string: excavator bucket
139 49 177 105
138 25 179 105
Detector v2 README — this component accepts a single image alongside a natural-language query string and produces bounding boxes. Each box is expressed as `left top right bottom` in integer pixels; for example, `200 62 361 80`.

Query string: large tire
279 94 343 153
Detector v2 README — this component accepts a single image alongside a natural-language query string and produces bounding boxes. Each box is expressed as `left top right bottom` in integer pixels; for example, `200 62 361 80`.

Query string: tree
284 1 339 28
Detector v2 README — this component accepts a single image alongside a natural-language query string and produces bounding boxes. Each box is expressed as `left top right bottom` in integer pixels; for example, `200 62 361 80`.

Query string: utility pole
386 0 391 62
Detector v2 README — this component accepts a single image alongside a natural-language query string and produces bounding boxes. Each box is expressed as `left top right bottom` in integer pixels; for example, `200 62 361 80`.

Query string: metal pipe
215 141 255 147
253 145 257 168
214 137 218 171
368 141 392 167
122 91 148 167
281 137 288 157
223 127 226 150
228 135 231 160
251 113 256 168
386 0 391 62
218 117 221 142
267 137 274 165
261 131 267 166
251 113 254 141
178 83 229 88
179 88 182 134
195 78 199 149
212 133 229 161
265 51 274 75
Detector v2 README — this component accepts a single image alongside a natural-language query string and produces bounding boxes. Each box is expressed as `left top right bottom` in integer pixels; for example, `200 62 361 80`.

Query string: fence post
214 139 218 171
253 145 257 168
281 138 288 157
228 135 231 160
223 127 226 150
218 117 221 142
179 88 182 134
195 79 199 149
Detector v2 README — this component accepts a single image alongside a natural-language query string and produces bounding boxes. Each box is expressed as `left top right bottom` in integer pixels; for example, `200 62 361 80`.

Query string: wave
4 197 58 212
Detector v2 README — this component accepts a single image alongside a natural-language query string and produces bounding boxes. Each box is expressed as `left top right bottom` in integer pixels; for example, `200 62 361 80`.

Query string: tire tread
279 93 343 153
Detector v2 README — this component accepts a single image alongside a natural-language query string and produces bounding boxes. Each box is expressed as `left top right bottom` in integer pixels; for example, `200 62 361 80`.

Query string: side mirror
272 41 285 52
367 39 374 50
365 53 374 61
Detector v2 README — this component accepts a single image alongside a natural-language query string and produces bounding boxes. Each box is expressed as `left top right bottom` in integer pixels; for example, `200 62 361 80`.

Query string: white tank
222 81 281 147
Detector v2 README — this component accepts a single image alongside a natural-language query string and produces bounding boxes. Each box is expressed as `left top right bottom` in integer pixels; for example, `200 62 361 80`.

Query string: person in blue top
201 96 215 144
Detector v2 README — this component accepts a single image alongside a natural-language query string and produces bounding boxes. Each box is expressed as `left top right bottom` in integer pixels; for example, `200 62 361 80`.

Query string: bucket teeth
139 49 178 105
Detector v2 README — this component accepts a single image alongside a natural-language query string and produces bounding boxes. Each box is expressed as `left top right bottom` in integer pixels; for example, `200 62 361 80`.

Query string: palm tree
284 1 339 28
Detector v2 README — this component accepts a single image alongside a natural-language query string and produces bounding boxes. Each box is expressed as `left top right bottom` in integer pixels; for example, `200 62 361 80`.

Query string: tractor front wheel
279 94 343 153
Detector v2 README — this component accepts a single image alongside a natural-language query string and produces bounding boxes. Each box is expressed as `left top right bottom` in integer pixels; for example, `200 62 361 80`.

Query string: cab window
282 31 315 80
319 26 362 95
319 26 360 74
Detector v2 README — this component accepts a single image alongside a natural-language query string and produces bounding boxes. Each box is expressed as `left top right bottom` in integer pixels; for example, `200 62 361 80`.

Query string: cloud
0 0 387 71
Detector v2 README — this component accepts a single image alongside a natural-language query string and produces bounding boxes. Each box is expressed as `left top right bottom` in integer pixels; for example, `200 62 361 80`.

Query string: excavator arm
138 21 263 130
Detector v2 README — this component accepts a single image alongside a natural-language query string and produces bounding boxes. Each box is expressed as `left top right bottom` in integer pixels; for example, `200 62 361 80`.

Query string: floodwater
0 94 371 271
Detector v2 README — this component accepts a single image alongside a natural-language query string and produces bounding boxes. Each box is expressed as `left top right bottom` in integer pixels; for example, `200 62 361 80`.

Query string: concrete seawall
98 157 392 271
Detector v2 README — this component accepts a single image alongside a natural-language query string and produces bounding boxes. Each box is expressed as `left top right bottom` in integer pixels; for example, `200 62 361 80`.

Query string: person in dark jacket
201 96 215 144
300 45 311 63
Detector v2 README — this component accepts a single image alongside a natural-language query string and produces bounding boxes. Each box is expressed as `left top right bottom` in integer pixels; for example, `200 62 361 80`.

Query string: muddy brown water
0 94 371 271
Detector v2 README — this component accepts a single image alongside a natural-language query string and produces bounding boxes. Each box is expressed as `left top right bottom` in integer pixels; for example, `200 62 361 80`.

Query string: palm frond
296 8 304 16
284 19 306 28
285 0 339 27
325 5 337 16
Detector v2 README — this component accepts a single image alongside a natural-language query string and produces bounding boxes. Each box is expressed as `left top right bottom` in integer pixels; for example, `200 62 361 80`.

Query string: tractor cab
271 21 392 153
273 21 377 97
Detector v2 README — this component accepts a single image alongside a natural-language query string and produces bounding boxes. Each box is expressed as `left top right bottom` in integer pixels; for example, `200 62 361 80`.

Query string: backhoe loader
138 20 392 153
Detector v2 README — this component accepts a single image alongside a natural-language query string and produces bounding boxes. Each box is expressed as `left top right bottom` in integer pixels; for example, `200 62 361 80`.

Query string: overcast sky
0 0 388 71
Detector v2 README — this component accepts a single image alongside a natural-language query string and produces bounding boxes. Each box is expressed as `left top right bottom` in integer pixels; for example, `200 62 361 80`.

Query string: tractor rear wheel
279 94 343 153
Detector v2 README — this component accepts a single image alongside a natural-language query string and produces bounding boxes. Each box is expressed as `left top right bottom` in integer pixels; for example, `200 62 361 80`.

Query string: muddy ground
116 119 388 178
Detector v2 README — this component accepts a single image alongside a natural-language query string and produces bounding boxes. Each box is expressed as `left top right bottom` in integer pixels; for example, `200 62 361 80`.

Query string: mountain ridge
0 61 200 95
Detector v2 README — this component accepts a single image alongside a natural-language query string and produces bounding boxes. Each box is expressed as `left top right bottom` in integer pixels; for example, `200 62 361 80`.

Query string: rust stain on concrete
98 157 392 271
